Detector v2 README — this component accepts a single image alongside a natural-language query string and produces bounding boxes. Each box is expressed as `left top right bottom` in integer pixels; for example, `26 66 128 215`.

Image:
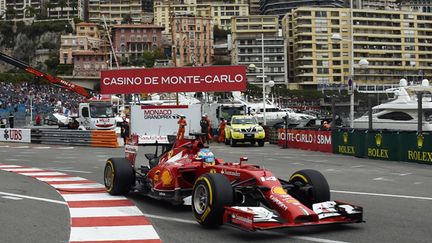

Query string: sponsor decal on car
271 186 287 195
221 169 240 177
269 195 288 211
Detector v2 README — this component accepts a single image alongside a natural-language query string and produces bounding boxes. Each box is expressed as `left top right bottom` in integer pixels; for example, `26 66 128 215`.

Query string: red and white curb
0 164 162 243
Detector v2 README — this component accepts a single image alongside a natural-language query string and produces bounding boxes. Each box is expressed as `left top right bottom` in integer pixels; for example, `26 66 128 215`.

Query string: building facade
231 15 286 86
399 0 432 13
111 24 164 59
171 14 214 67
260 0 345 18
353 0 398 10
284 7 432 89
3 0 44 19
46 0 79 19
72 51 108 77
88 0 142 24
59 22 105 65
248 0 261 15
154 0 249 34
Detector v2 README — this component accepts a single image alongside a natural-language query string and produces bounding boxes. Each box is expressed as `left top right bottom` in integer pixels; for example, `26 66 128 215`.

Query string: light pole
331 32 368 128
29 94 34 126
248 62 275 126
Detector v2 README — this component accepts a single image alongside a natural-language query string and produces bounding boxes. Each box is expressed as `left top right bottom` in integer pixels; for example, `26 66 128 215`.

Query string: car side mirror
227 122 231 126
239 157 248 165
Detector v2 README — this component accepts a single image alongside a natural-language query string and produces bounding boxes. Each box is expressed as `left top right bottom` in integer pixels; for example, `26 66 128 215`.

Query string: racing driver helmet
197 148 215 164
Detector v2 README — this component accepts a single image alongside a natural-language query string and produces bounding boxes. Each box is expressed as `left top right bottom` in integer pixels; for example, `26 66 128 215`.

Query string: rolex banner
332 130 432 164
401 132 432 164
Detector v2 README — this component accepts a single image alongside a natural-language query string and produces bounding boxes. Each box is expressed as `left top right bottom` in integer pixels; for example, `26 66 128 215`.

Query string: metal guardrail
31 129 92 146
31 129 118 147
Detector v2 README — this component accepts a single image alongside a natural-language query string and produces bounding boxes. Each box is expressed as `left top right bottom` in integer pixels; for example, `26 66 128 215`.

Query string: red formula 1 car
103 134 363 231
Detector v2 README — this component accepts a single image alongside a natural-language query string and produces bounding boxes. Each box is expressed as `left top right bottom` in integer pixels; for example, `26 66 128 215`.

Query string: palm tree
5 6 16 20
25 6 37 18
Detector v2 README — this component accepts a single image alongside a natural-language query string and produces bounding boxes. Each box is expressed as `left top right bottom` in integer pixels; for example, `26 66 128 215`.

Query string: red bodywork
127 135 363 231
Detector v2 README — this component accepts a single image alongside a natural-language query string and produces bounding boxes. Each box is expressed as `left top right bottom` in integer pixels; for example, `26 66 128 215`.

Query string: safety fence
30 129 118 148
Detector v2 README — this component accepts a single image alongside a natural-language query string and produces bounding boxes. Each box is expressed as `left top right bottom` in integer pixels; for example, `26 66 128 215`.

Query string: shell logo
161 170 173 186
343 132 348 144
153 170 161 182
271 186 287 195
417 134 424 149
375 133 383 147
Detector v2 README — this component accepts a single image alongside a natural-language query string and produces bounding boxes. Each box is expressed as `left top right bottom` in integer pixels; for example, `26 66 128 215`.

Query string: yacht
231 92 316 126
353 79 432 131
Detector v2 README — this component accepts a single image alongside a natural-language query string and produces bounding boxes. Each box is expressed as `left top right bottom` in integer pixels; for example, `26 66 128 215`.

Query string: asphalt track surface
0 142 431 243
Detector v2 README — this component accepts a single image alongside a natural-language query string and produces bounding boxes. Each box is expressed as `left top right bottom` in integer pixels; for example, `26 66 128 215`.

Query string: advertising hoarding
101 65 247 94
0 129 31 143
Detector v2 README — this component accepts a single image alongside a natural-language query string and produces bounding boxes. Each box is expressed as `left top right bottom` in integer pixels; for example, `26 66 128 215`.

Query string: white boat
231 92 316 126
353 79 432 131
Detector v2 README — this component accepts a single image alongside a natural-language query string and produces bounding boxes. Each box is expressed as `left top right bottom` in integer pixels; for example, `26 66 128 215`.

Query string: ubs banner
277 129 332 153
0 129 31 143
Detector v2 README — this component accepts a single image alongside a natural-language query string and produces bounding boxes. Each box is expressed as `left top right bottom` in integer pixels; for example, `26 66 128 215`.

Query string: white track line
332 190 432 200
0 191 67 205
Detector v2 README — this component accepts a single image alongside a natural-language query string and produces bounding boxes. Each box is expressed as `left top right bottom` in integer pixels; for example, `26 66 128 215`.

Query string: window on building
315 11 327 17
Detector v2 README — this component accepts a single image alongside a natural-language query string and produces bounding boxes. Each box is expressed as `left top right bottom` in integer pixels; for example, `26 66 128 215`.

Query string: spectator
8 112 14 128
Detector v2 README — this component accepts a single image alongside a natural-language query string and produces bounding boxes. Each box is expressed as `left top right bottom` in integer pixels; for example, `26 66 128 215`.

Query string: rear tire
224 135 230 145
192 173 233 228
258 140 264 147
288 169 330 208
104 158 134 195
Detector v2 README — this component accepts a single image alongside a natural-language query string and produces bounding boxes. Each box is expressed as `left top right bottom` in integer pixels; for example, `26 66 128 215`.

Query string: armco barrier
91 130 118 148
31 129 118 148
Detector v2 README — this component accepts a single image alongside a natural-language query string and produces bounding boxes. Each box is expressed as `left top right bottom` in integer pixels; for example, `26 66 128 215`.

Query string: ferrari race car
103 134 363 231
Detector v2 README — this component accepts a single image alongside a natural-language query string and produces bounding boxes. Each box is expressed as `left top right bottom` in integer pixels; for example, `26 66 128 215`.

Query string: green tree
58 0 67 18
5 6 16 20
25 6 37 18
214 25 230 40
122 14 133 24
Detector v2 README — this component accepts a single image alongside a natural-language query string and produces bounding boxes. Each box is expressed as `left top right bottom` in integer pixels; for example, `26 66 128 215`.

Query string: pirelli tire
104 158 135 195
192 173 234 228
288 169 330 208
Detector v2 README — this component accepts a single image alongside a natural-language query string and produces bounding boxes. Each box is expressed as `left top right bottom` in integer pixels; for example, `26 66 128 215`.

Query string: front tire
230 137 236 147
258 140 264 147
288 169 330 208
104 158 134 195
192 174 233 228
224 134 230 145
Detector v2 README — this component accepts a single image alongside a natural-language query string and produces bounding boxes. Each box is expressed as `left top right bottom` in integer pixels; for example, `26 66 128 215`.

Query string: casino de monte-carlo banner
100 65 247 94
